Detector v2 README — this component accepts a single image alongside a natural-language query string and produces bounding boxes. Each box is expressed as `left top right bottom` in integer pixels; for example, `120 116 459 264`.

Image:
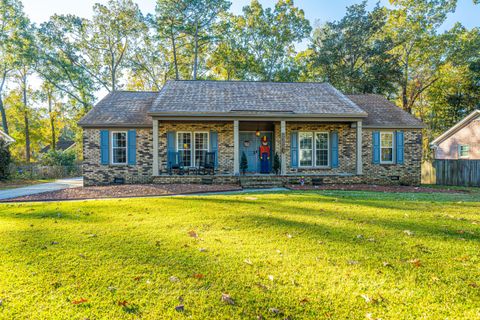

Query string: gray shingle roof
150 80 367 117
78 91 158 127
347 94 425 128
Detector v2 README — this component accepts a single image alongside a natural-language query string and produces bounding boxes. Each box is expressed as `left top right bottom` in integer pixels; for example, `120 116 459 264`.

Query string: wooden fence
434 160 480 187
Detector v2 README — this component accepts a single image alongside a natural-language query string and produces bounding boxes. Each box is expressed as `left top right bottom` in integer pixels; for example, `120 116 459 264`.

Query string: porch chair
196 151 216 175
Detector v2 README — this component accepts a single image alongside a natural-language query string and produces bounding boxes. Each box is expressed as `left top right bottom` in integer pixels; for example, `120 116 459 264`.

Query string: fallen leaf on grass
169 276 180 282
268 275 274 282
269 308 281 315
299 298 309 305
360 294 371 303
118 300 128 306
255 283 268 291
286 233 293 238
133 276 142 281
409 259 421 267
193 273 205 279
403 230 414 236
244 259 253 266
199 248 207 252
469 282 479 288
187 230 198 238
245 197 258 201
51 241 59 245
72 298 88 305
348 260 359 265
221 293 235 305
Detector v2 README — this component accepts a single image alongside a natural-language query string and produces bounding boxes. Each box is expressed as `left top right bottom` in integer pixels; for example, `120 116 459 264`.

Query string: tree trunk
22 71 30 163
0 73 8 134
48 92 56 150
171 28 179 80
193 21 199 80
0 96 8 135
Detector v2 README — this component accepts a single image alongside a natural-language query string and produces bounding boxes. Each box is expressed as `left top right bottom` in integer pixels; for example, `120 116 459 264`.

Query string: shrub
42 150 76 167
240 152 248 175
0 140 11 180
273 153 281 175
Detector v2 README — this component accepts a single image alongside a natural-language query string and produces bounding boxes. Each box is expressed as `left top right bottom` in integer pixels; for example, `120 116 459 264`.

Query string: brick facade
82 122 422 186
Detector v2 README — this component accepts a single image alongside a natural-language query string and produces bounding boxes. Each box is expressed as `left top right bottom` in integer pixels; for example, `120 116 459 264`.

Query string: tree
36 15 96 112
0 0 29 134
306 2 401 95
210 0 311 81
183 0 231 80
386 0 457 113
0 139 11 180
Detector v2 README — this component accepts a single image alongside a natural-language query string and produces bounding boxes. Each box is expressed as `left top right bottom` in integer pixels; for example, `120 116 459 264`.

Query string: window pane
315 133 329 166
299 133 313 166
381 148 393 162
177 133 192 166
460 145 469 157
300 150 312 167
112 132 126 148
381 133 393 147
113 148 126 164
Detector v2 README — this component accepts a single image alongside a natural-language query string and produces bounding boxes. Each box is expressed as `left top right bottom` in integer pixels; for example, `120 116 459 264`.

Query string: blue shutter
167 131 176 169
210 131 218 168
100 130 109 165
331 131 339 168
128 130 136 165
290 132 298 168
396 131 404 165
372 131 380 164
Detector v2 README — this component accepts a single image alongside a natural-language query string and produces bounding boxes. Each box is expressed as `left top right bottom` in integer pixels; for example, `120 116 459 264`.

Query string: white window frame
458 145 470 158
315 132 330 168
298 131 330 168
176 131 209 167
380 131 395 164
111 131 128 165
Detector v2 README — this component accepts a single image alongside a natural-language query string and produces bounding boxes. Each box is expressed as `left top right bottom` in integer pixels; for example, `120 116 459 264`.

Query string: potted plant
240 152 248 175
273 153 281 175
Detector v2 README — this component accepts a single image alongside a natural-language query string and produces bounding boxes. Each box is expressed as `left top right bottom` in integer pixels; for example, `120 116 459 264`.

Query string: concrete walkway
0 177 83 200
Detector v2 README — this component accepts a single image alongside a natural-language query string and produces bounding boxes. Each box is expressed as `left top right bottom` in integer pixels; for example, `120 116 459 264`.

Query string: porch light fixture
255 130 261 137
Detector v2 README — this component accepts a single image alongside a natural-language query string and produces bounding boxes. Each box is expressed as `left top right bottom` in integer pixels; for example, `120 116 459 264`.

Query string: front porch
151 119 364 179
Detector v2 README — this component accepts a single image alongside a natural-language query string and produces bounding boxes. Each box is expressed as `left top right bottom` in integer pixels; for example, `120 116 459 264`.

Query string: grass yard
0 191 479 319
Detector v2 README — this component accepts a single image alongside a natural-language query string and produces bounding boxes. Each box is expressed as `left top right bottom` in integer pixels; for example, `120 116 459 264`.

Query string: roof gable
431 110 480 146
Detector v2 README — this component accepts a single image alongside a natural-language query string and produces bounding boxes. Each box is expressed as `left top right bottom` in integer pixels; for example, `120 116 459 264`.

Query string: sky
22 0 480 32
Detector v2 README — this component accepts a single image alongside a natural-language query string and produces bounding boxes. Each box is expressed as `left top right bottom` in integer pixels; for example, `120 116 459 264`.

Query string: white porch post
153 119 159 176
233 120 240 175
281 120 287 175
356 120 363 175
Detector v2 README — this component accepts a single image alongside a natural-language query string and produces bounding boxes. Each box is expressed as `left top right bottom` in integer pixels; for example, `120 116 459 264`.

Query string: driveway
0 177 83 201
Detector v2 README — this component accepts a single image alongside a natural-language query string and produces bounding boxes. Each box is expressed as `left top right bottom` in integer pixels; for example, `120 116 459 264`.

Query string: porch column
356 120 363 175
233 120 240 175
153 119 159 176
281 120 287 175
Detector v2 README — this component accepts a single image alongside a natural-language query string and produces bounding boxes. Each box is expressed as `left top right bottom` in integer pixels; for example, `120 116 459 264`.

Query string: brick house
78 81 424 187
431 110 480 160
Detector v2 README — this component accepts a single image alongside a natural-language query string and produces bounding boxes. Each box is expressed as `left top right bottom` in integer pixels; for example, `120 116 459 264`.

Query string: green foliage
0 191 479 318
41 150 76 167
240 151 248 175
0 139 11 180
273 152 281 175
307 2 401 94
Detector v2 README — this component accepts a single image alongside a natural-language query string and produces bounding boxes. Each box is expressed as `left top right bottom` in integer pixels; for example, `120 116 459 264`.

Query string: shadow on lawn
184 195 480 242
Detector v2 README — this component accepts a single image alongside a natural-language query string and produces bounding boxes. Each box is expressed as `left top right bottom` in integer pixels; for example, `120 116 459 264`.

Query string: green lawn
0 191 479 319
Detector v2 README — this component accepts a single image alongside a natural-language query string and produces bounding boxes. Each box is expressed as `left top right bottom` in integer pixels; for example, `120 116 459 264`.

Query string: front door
239 132 273 173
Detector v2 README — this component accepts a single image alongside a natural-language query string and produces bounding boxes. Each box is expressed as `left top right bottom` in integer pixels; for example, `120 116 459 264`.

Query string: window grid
459 145 470 158
299 132 330 168
380 132 394 164
111 131 127 165
177 132 209 167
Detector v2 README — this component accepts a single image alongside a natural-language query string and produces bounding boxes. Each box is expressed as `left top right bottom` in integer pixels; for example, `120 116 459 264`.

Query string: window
380 132 394 164
177 132 209 167
111 131 127 164
299 132 330 167
177 132 192 166
459 145 470 158
194 132 209 166
299 132 313 167
315 133 329 167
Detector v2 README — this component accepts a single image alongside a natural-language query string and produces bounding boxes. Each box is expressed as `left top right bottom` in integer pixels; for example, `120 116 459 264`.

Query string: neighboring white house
0 130 14 146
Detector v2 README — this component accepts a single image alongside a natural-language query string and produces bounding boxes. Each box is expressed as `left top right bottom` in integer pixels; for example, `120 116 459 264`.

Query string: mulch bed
2 184 243 202
286 184 468 194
